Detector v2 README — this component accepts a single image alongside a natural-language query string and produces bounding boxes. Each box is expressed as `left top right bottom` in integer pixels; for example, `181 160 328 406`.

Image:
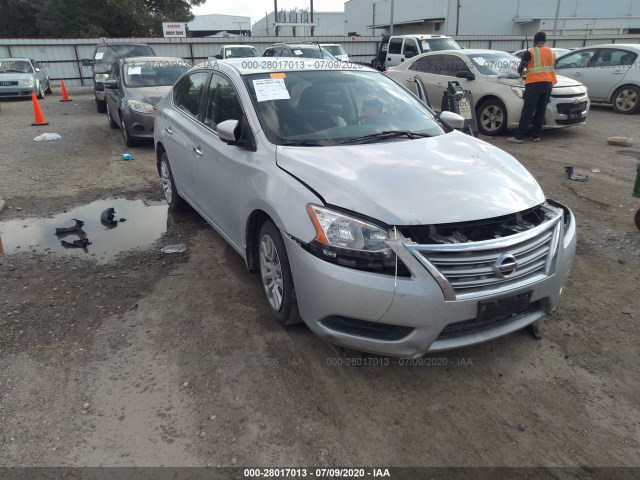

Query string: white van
372 34 461 70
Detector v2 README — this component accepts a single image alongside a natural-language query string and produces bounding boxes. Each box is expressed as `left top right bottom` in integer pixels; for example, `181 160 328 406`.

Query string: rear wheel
96 98 107 113
45 79 52 94
477 99 508 136
612 85 640 114
258 220 301 326
159 152 189 212
36 82 45 100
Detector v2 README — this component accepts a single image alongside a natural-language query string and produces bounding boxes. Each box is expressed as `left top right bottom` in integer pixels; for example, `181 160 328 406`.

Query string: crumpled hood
126 85 172 106
276 131 545 225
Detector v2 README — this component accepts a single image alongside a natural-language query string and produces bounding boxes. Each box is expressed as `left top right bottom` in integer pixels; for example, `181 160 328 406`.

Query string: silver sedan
0 58 52 99
153 59 576 357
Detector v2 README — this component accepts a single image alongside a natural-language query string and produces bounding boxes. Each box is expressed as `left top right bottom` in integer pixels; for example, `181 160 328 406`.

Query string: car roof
416 49 505 56
391 34 453 39
97 42 150 47
0 57 31 62
570 43 640 50
121 56 185 63
222 45 257 48
195 58 376 76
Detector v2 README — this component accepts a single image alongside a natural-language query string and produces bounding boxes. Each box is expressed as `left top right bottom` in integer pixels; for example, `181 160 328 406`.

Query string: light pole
389 0 394 35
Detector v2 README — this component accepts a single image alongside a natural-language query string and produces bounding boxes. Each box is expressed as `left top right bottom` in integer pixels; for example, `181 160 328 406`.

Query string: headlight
305 204 409 275
94 73 109 82
128 99 154 114
19 79 34 87
511 87 524 99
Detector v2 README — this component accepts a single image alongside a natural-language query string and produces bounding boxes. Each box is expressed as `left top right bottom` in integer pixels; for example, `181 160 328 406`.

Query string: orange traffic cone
59 80 71 102
31 92 49 126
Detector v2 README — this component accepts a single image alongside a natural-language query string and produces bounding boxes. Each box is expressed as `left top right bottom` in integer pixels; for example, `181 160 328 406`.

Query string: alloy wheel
160 161 173 205
260 235 284 311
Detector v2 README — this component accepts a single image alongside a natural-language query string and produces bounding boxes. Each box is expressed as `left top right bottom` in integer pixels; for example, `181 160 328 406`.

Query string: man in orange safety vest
508 31 558 144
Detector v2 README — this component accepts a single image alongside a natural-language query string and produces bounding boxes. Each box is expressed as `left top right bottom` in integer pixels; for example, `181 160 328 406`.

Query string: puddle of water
0 198 174 263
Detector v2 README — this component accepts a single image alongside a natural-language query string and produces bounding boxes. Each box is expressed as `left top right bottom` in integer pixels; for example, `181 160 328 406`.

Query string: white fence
1 34 639 87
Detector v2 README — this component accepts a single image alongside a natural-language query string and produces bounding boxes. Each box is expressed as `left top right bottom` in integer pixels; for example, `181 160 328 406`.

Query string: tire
476 98 508 136
106 103 118 129
258 220 301 326
159 152 189 212
120 113 137 147
612 85 640 115
635 208 640 231
45 79 52 94
36 82 45 100
96 98 107 113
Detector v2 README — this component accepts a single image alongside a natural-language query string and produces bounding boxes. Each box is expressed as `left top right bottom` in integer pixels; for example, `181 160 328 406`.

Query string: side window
409 55 442 73
280 48 293 57
592 49 637 67
439 54 470 77
556 50 596 69
403 38 419 57
388 38 403 55
174 72 208 118
204 73 243 131
263 49 275 57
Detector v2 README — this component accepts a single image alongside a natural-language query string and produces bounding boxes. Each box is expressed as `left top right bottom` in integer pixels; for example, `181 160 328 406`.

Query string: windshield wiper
279 141 323 147
340 130 431 145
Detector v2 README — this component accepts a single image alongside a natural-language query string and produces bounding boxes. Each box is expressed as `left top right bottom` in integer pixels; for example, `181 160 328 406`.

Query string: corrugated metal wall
1 35 638 87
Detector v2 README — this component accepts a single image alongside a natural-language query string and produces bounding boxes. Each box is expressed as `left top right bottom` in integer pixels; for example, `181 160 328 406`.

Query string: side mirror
214 54 223 59
456 71 475 80
103 79 118 89
81 59 94 67
439 111 465 130
35 68 41 72
218 119 240 143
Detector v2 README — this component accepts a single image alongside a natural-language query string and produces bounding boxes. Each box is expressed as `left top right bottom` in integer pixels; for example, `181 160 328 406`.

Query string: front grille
556 102 588 115
437 301 541 338
556 117 587 125
551 93 585 99
0 91 31 97
322 316 414 341
405 208 563 300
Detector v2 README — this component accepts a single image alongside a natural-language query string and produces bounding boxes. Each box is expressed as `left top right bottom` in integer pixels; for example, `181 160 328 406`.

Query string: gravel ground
0 87 639 472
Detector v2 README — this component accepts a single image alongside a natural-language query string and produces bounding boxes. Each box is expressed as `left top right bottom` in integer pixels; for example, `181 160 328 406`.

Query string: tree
1 0 206 38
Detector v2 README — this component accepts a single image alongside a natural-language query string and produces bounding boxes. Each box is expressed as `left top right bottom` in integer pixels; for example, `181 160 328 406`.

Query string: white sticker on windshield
420 40 431 50
253 78 290 102
128 66 142 75
294 49 303 55
472 56 486 66
95 52 104 60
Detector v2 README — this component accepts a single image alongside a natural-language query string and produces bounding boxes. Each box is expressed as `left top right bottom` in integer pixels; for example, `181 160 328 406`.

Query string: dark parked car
82 42 156 113
104 56 191 147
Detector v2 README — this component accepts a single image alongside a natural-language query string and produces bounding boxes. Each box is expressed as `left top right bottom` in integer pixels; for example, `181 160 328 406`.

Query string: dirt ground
0 87 639 473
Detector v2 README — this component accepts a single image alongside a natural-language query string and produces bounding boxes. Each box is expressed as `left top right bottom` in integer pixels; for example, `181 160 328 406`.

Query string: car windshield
124 61 191 87
467 53 521 75
288 47 327 59
244 69 444 146
0 60 33 74
96 45 155 64
421 38 461 52
323 45 347 57
225 47 259 58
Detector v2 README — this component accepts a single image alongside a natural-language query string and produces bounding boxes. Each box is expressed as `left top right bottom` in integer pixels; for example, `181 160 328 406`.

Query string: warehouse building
188 14 252 37
344 0 640 37
252 10 345 36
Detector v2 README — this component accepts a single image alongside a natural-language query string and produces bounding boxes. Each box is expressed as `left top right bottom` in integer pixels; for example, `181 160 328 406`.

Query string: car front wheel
259 220 301 326
477 99 508 136
36 82 45 100
106 103 118 129
159 152 189 212
96 98 107 113
612 85 640 114
120 113 137 147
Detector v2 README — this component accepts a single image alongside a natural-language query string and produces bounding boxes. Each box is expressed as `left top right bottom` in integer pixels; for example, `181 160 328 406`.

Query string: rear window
420 38 461 52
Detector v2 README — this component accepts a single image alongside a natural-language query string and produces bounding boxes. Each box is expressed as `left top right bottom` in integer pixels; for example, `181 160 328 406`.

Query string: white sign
162 22 186 38
253 79 290 102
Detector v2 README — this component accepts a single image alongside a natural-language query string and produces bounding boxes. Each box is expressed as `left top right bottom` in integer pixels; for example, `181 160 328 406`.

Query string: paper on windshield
294 49 303 55
95 52 104 60
471 56 486 66
128 66 142 75
253 78 290 102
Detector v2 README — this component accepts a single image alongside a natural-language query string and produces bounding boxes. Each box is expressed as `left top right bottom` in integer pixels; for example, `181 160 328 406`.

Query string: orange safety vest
525 46 558 85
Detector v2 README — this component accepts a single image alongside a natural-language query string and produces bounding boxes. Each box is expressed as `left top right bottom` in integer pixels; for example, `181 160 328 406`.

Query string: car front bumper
0 84 38 98
506 93 590 130
284 204 576 358
123 108 155 139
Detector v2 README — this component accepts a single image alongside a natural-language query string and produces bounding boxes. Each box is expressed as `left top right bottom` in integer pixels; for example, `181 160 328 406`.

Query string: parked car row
151 58 576 357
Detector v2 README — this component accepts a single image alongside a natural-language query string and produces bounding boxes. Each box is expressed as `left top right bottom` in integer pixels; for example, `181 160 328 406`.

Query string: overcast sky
192 0 347 26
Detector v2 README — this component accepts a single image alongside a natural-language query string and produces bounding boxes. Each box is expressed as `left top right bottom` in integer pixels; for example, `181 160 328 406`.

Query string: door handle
193 146 204 156
436 82 443 87
573 73 581 76
612 71 623 74
165 126 173 134
405 78 413 82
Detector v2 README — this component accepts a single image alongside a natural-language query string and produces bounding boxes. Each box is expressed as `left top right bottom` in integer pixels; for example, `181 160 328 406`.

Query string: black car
263 43 336 59
82 42 156 113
